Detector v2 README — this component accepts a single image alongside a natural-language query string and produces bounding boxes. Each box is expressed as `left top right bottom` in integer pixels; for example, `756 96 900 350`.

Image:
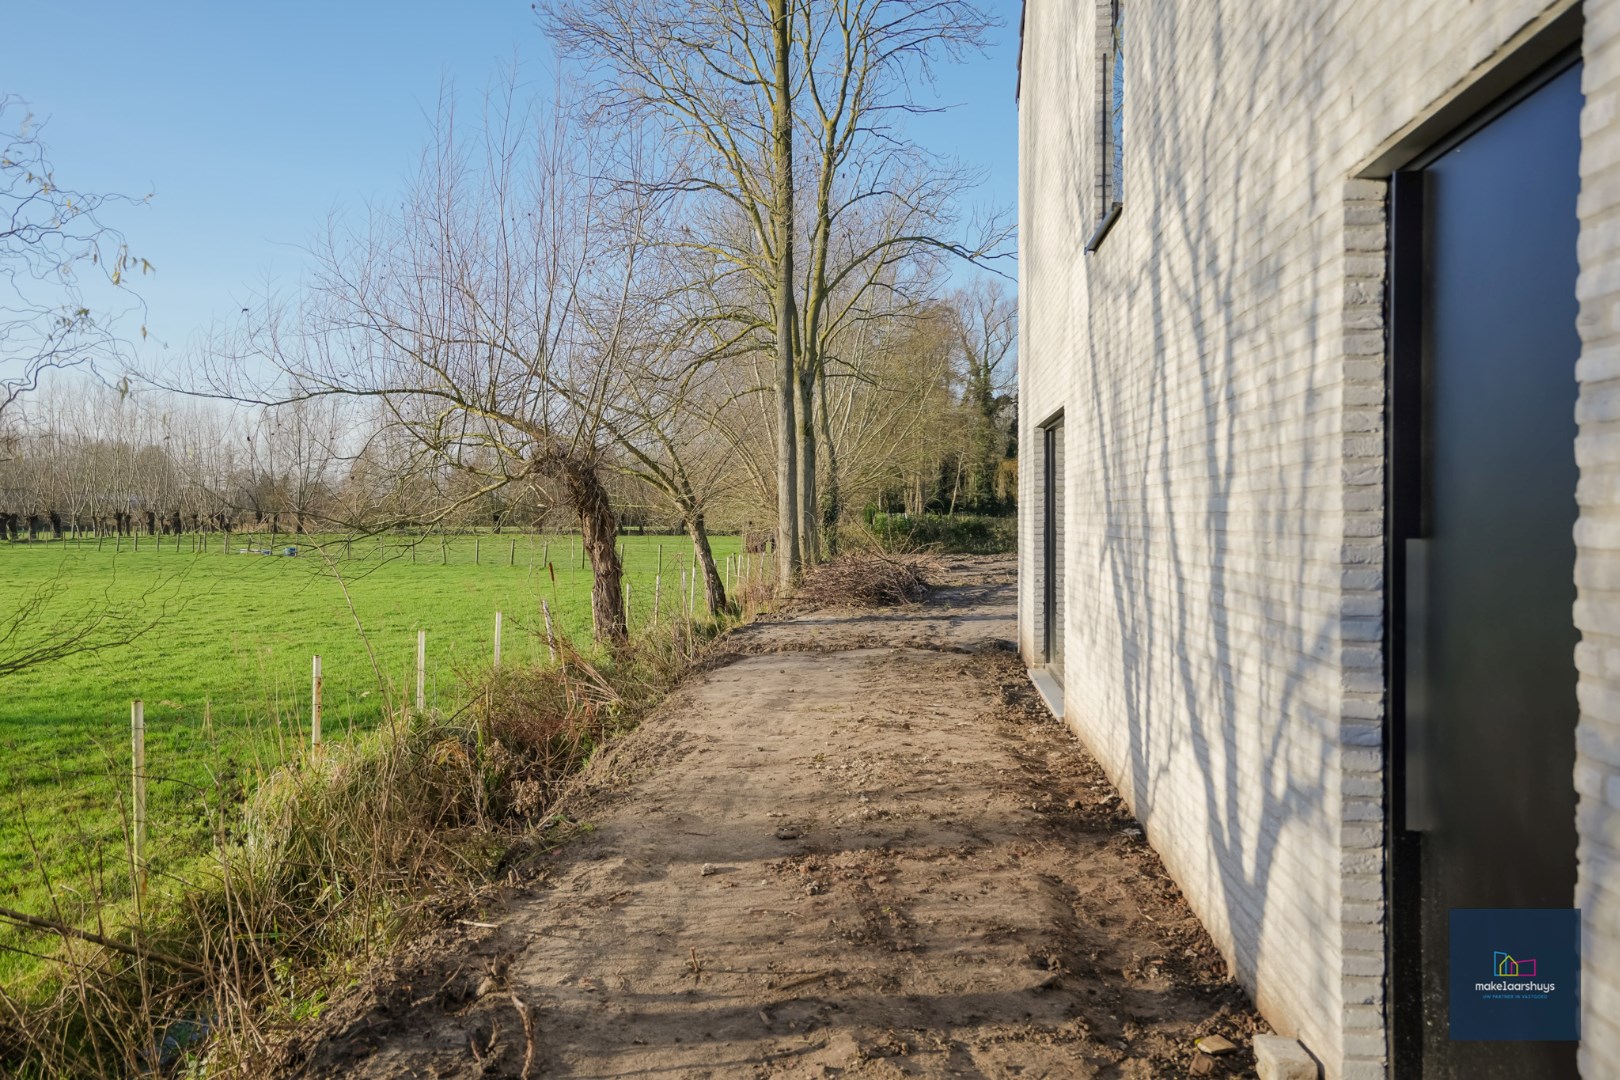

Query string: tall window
1088 0 1125 250
1109 1 1124 208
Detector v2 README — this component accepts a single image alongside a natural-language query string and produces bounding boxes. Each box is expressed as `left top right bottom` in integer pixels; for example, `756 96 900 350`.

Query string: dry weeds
795 553 938 607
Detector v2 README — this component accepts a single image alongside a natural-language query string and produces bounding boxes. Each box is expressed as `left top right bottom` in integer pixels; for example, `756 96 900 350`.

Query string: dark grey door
1403 60 1582 1079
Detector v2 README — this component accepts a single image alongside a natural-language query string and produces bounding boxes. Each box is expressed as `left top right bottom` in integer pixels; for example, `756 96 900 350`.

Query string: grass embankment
0 533 743 988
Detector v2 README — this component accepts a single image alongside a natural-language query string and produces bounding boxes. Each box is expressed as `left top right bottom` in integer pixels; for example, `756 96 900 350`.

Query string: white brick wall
1578 6 1620 1077
1018 1 1618 1077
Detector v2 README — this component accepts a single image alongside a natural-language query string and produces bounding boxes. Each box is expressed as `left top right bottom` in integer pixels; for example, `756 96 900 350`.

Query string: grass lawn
0 531 742 985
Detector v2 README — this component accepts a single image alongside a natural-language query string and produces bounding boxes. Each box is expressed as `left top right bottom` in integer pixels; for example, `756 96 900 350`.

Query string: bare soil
274 556 1265 1078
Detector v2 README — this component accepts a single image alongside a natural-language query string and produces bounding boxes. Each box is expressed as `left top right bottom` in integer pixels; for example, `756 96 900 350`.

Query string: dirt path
280 557 1263 1079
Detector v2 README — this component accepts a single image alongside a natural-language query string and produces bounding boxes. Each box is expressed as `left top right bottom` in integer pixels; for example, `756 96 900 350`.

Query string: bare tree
587 270 749 614
212 86 648 642
0 97 150 425
544 0 1009 576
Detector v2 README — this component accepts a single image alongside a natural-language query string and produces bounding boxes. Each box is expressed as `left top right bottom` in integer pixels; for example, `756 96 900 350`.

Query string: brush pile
797 554 936 607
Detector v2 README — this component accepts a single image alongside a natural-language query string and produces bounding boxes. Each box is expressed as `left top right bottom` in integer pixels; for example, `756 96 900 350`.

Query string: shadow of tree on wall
1057 2 1356 1048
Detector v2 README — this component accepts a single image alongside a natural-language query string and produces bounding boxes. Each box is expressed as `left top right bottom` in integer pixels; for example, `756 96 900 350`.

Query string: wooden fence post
510 539 516 566
475 537 481 565
131 700 147 898
653 573 662 629
416 630 427 711
625 583 633 634
311 655 323 747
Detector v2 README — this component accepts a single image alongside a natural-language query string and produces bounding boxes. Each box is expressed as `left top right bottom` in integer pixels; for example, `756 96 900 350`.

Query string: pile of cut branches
797 554 937 607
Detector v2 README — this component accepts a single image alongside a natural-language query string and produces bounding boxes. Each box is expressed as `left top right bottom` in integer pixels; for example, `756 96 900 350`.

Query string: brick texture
1018 2 1610 1078
1578 5 1620 1077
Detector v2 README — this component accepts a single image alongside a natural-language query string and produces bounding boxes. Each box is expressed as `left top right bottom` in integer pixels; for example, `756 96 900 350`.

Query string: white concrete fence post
311 655 323 747
131 699 146 898
416 630 426 712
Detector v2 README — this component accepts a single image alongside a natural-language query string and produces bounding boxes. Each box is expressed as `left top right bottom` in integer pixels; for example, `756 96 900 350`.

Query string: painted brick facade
1576 3 1620 1075
1018 1 1618 1076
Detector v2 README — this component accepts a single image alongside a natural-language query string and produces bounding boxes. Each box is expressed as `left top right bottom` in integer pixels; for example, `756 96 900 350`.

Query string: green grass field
0 532 742 984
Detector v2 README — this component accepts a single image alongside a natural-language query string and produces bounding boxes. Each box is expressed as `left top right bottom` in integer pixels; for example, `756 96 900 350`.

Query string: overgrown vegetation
0 572 770 1077
866 512 1016 555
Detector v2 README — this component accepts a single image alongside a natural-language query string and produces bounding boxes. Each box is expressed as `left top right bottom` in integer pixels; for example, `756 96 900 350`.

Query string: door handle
1404 537 1432 832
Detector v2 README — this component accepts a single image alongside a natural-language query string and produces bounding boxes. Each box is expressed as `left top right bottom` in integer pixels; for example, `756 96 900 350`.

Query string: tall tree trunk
772 0 800 585
817 366 841 558
684 511 728 615
796 367 820 567
563 460 626 644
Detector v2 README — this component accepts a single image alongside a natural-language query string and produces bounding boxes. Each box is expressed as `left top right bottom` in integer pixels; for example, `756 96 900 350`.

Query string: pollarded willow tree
543 0 1011 578
583 262 748 616
218 86 655 643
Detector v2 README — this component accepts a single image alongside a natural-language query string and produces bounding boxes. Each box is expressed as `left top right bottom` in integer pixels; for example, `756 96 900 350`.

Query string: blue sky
8 1 1019 367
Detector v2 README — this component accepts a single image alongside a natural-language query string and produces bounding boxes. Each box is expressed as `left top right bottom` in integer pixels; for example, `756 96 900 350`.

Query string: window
1109 1 1124 206
1087 0 1125 251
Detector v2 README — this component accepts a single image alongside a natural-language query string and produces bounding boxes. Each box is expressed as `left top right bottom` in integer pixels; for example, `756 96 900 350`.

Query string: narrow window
1087 1 1125 251
1109 1 1124 208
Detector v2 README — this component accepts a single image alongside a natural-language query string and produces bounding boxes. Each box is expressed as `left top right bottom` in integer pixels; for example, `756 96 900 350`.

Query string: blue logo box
1449 908 1580 1042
